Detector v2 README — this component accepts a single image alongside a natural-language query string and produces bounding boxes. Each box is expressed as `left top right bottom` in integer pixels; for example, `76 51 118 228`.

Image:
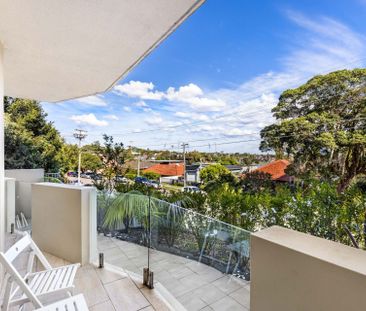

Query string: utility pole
137 154 141 177
73 129 87 185
181 143 189 188
132 151 141 176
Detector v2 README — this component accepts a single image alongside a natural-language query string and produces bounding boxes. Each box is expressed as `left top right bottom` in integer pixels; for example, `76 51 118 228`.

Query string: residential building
253 159 294 183
143 162 184 177
186 163 245 184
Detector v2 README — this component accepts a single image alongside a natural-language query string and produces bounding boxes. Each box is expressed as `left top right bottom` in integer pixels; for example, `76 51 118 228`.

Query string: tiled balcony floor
98 235 250 311
4 234 176 311
48 254 175 311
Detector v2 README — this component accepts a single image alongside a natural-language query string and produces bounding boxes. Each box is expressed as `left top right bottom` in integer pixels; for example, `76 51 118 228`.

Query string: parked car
84 172 94 179
91 173 102 181
67 171 77 177
114 175 128 183
148 180 160 189
182 186 201 193
135 176 149 184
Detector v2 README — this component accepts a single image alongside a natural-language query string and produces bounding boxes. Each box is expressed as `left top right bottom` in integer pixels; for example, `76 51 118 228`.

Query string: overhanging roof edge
47 0 206 104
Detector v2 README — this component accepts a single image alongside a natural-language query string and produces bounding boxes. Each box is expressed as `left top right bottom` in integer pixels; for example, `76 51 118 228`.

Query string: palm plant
103 191 150 235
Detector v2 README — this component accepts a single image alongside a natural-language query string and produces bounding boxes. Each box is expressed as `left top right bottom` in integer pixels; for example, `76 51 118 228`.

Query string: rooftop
254 159 292 182
143 163 185 176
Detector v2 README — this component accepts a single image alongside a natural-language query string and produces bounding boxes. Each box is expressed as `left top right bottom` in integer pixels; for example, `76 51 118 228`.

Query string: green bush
125 172 136 180
142 171 160 180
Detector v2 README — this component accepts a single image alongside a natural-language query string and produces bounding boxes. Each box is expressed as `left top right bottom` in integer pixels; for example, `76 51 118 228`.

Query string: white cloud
174 111 209 121
283 11 365 74
166 83 203 100
115 81 225 111
224 128 258 137
134 101 148 107
165 83 225 111
75 95 107 107
104 114 119 120
114 81 163 100
70 113 108 127
145 115 163 126
187 124 217 132
123 107 132 112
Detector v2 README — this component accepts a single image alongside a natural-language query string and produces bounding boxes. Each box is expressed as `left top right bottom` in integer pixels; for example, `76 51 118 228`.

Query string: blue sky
42 0 366 153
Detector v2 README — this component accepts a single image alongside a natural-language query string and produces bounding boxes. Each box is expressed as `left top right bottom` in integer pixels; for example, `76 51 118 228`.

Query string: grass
162 183 182 192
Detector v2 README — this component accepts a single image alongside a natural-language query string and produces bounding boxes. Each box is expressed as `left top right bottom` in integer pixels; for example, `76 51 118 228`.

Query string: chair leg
1 276 13 311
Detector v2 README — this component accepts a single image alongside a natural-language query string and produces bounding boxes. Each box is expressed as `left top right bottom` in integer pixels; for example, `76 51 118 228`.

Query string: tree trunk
336 175 353 194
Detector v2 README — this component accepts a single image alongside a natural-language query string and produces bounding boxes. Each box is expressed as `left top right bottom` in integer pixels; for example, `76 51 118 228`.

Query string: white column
0 42 4 253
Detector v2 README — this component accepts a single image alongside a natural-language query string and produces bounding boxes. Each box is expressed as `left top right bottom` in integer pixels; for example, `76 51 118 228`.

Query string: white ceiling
0 0 204 102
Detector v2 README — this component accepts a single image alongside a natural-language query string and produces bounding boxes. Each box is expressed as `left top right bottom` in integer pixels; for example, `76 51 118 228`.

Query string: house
254 159 294 182
144 162 184 184
143 162 184 177
186 163 245 184
225 164 244 174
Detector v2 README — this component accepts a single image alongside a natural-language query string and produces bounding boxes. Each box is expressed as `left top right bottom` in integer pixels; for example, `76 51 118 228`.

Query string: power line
133 116 366 150
187 120 366 150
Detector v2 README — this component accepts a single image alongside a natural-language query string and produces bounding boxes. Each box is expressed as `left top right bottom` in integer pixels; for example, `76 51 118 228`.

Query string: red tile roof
143 163 184 176
255 159 293 182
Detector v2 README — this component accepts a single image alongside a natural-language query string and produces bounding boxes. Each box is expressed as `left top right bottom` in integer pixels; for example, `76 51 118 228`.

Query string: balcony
5 176 251 310
5 174 366 311
4 233 179 311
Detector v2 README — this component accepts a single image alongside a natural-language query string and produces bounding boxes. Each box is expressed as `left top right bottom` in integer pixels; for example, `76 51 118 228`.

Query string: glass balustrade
96 190 251 309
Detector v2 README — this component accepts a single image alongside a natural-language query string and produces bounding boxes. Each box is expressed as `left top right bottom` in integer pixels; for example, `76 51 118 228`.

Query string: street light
73 129 87 185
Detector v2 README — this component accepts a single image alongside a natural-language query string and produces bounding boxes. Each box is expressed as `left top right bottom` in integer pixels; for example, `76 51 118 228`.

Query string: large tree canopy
260 69 366 192
4 97 64 171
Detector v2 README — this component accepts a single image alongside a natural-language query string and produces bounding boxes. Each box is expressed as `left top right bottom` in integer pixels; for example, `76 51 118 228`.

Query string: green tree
199 164 233 184
57 144 78 174
260 69 366 192
240 171 273 193
4 97 64 171
80 152 103 172
142 171 160 180
96 135 126 188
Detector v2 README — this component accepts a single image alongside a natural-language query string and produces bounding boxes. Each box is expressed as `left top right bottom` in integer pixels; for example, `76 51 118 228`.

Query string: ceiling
0 0 204 101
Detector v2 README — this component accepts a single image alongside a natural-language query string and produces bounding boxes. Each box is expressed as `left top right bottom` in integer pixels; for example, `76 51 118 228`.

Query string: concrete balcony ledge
32 182 97 265
250 226 366 311
253 225 366 275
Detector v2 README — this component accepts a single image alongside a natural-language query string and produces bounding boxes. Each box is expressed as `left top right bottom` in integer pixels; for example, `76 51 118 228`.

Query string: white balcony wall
5 168 44 219
250 226 366 311
32 183 97 265
4 177 15 233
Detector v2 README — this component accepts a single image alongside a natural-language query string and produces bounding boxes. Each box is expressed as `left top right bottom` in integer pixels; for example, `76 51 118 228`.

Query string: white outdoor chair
0 233 80 311
35 294 88 311
15 212 31 234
